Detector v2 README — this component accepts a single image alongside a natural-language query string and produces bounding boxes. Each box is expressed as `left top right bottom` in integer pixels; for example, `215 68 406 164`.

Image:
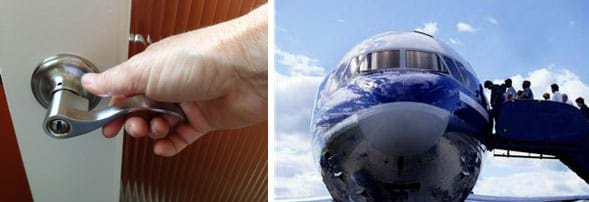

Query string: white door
0 0 130 201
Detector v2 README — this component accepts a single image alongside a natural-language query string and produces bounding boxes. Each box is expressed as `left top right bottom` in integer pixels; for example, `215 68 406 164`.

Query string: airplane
301 31 589 201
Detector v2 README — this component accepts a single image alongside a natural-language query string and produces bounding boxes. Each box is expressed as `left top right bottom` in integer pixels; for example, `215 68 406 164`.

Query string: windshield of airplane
406 50 440 70
359 50 442 72
362 50 400 71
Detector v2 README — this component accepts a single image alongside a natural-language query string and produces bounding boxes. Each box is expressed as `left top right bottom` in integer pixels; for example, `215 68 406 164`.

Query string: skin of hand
81 4 267 157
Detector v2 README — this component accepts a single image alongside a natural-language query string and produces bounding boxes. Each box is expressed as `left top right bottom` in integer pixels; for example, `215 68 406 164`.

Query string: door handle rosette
31 54 185 138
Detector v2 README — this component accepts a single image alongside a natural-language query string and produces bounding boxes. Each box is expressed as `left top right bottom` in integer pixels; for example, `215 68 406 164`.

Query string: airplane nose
358 102 450 156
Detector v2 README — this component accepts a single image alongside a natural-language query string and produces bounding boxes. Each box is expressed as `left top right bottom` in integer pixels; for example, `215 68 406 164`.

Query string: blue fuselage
312 69 489 145
311 69 490 201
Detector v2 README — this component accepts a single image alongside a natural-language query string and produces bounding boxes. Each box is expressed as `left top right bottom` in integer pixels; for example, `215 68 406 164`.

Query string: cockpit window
349 57 359 73
357 55 369 72
362 50 400 72
443 56 465 83
406 50 440 70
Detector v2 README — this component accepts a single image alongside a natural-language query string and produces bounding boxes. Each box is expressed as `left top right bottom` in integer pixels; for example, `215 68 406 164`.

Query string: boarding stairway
483 100 589 183
492 150 557 159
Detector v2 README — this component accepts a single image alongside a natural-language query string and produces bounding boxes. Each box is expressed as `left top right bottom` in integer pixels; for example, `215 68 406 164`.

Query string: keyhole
49 119 70 134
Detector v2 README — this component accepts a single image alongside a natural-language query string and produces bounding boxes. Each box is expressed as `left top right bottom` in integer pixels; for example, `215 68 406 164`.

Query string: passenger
516 90 523 99
485 81 506 106
562 94 574 105
542 93 550 101
484 80 505 121
550 83 563 102
504 79 516 102
519 80 534 100
576 97 589 120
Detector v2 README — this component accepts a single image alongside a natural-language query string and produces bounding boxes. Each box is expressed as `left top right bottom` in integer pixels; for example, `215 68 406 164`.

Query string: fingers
110 95 129 103
153 137 181 157
102 116 125 138
180 102 215 132
81 57 149 97
112 113 204 157
103 115 164 139
162 114 182 128
125 116 150 138
153 124 206 157
121 114 178 139
149 117 169 139
101 95 132 138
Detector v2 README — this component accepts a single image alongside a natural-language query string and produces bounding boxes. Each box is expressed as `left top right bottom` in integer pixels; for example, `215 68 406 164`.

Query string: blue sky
275 0 589 199
276 0 589 81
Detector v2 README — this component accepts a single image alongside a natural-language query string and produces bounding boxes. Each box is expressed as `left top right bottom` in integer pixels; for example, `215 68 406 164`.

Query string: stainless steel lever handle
31 54 186 138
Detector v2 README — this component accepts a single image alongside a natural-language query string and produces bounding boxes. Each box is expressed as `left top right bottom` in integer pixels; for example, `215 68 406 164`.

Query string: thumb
81 61 149 97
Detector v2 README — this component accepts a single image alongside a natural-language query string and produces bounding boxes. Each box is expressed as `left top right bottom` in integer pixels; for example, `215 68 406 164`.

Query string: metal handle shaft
44 90 185 138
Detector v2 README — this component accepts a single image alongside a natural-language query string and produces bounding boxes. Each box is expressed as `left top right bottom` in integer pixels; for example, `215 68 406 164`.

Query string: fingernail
81 73 96 86
125 122 135 137
82 73 110 97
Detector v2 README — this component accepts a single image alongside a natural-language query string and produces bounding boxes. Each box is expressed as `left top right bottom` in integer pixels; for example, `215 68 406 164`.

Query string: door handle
31 54 186 138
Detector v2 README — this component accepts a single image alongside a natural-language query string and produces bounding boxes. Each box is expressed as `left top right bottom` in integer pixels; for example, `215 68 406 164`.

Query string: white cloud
457 22 478 32
336 18 345 23
274 48 330 198
569 20 577 27
276 48 325 76
275 48 325 133
275 132 329 198
415 22 439 36
275 71 323 134
488 67 589 102
448 38 464 46
486 17 499 25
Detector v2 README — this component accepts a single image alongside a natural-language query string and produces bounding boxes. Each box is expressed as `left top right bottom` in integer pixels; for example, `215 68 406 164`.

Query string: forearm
195 5 267 80
218 4 268 100
230 4 268 77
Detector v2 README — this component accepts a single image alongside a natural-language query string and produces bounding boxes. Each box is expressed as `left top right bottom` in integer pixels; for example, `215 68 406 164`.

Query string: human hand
81 4 267 157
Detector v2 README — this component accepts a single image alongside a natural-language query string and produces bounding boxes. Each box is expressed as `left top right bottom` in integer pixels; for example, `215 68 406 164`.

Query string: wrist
214 4 268 102
219 4 268 79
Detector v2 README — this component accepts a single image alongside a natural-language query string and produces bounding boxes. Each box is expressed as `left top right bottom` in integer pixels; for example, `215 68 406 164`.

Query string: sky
274 0 589 199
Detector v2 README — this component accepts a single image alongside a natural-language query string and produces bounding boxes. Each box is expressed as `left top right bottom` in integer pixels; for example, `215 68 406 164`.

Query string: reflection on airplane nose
358 102 451 156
